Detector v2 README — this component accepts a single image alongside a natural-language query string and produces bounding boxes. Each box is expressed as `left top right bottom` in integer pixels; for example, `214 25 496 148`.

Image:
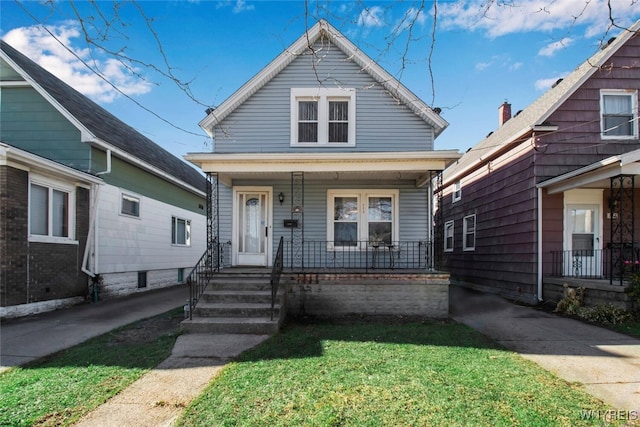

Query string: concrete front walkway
450 285 640 411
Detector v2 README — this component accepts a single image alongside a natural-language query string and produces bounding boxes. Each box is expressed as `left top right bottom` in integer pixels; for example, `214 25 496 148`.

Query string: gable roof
199 19 448 137
442 19 640 186
0 40 206 194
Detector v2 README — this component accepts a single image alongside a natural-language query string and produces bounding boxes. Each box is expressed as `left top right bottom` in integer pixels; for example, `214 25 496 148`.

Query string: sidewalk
1 285 190 369
450 285 640 411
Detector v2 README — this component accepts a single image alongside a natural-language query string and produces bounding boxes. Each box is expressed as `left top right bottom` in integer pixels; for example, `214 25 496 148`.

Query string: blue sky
2 1 639 161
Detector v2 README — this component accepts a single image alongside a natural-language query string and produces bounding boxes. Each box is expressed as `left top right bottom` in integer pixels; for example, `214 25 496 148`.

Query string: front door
564 204 602 277
234 188 271 266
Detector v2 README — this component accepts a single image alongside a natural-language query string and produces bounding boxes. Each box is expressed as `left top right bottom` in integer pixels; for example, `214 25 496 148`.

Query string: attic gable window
600 89 638 139
291 88 356 146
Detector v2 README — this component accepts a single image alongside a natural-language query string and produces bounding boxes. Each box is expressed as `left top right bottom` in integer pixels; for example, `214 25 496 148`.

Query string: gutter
537 187 543 302
81 149 110 278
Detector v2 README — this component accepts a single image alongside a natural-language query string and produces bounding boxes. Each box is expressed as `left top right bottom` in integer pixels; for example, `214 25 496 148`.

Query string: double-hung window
600 89 638 139
444 220 454 252
452 181 462 203
172 216 191 246
291 88 356 146
463 214 476 251
328 190 398 249
29 179 74 241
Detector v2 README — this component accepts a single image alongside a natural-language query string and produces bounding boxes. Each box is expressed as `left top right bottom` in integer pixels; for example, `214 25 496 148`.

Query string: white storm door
564 204 602 277
235 189 271 266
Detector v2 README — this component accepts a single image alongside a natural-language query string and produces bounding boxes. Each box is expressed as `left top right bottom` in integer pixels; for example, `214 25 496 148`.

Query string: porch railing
186 240 232 320
270 236 284 320
550 247 640 285
283 240 432 272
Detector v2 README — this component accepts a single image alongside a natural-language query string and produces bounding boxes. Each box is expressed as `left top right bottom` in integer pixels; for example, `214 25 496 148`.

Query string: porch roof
184 150 461 187
538 148 640 194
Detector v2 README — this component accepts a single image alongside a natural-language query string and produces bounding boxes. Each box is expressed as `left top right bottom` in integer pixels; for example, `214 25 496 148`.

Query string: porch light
279 192 285 205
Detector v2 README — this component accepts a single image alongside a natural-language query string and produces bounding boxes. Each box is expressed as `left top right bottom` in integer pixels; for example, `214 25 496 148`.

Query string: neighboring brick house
437 21 640 308
1 40 207 317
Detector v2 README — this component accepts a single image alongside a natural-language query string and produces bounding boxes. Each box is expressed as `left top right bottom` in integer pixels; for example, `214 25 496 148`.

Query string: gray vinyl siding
230 179 430 265
0 87 91 171
213 41 435 153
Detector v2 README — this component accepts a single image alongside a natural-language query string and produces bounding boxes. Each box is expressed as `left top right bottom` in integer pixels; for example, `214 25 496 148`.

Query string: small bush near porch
177 321 616 427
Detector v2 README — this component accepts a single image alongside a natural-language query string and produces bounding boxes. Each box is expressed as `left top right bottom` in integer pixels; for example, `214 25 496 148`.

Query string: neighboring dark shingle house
0 40 205 192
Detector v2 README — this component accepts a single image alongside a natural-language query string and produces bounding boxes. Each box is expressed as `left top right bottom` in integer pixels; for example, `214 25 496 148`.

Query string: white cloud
538 37 574 56
2 24 152 103
475 61 491 71
438 0 639 38
510 62 523 71
358 6 385 28
233 0 255 13
535 72 569 90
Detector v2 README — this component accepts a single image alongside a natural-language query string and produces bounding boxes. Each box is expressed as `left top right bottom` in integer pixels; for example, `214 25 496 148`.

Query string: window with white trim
600 89 638 139
29 180 74 241
452 181 462 203
327 190 398 249
444 220 454 252
291 88 356 146
172 216 191 246
121 194 140 217
463 214 476 251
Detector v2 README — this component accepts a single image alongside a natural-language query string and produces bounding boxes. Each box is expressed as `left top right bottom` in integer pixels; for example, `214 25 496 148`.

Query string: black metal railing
186 240 231 320
283 240 432 272
270 236 284 321
550 247 640 284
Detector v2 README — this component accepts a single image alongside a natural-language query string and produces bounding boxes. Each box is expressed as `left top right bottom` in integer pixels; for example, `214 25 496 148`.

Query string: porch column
290 171 304 270
433 171 444 271
610 174 635 285
207 172 221 270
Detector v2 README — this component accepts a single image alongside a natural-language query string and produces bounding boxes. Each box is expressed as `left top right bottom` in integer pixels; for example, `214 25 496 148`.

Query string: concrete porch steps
181 269 285 335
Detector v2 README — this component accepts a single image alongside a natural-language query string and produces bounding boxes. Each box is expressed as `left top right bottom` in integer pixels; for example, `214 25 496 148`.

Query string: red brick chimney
498 101 511 126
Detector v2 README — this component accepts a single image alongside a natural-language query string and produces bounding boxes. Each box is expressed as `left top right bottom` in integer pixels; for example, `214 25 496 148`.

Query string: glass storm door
564 205 601 277
236 191 269 266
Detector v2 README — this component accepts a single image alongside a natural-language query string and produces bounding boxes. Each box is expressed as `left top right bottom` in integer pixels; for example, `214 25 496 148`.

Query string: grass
177 319 621 427
612 319 640 338
0 308 182 427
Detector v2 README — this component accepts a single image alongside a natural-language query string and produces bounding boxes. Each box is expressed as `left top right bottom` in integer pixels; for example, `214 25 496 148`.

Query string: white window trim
171 216 192 247
444 220 454 252
28 174 77 244
326 189 399 251
452 181 462 203
463 214 476 251
600 89 638 140
120 192 141 218
291 88 356 147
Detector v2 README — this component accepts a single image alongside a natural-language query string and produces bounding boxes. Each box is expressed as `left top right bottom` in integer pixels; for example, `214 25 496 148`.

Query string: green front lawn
177 320 619 427
0 308 182 427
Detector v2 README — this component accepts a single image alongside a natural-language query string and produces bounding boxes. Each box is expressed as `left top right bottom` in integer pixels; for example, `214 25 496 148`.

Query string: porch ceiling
184 150 462 187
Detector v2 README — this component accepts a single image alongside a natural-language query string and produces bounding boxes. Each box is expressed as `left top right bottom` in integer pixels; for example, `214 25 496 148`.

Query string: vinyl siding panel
97 184 206 273
213 40 435 153
0 87 90 171
95 152 205 215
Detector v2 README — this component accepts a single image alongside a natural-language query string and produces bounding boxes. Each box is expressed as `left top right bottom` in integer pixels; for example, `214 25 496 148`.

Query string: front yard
0 314 631 426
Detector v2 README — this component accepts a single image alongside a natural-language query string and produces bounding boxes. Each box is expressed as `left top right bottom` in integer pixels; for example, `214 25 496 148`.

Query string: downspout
81 149 111 278
537 187 543 302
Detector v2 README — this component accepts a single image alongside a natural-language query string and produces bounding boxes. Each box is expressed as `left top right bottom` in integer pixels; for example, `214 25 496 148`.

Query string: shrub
577 304 632 325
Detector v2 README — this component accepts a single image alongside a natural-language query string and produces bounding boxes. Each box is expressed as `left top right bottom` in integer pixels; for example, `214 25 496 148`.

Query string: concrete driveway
450 285 640 411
